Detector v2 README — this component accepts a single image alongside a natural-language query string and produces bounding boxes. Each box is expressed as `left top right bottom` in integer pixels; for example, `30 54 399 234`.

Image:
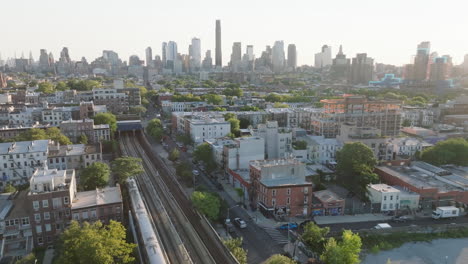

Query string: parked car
392 216 410 223
234 218 247 229
279 222 298 230
192 170 200 176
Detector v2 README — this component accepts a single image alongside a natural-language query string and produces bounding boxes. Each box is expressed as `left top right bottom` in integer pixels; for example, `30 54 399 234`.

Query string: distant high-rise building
246 45 254 61
59 47 71 63
430 55 452 81
255 46 273 72
349 53 374 85
331 45 350 80
129 55 143 66
189 38 202 71
202 50 213 70
166 41 178 71
145 47 153 68
162 42 167 68
287 44 297 71
215 20 222 67
412 41 431 81
39 49 50 69
314 45 332 68
242 45 255 72
102 50 120 65
230 42 242 72
272 41 285 73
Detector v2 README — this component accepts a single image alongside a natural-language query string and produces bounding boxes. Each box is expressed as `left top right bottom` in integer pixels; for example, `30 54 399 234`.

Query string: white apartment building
254 121 292 159
0 140 49 188
402 107 434 127
298 135 342 165
223 137 265 170
161 101 207 113
387 137 432 158
189 117 231 144
368 184 401 211
41 107 73 126
8 108 42 127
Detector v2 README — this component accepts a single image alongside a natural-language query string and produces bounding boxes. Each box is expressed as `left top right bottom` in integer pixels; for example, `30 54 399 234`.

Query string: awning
257 202 274 211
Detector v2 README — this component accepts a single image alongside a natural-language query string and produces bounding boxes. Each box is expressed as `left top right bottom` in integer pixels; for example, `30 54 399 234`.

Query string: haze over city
2 0 467 65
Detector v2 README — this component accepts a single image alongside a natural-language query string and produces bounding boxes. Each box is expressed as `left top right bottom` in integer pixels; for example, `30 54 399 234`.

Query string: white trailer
432 206 460 219
374 223 392 229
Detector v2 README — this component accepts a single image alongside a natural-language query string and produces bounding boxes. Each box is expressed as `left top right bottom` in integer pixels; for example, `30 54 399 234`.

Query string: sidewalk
314 213 392 225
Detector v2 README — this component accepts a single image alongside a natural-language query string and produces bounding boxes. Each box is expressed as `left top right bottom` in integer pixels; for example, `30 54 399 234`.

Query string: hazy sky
2 0 467 66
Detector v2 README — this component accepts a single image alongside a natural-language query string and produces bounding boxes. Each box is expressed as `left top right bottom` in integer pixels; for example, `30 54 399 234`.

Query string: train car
127 178 167 264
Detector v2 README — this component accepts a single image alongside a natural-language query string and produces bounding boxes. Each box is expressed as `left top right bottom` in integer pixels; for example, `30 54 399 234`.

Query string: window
45 224 51 232
42 200 49 208
22 217 30 226
36 225 42 234
304 187 309 194
272 189 277 196
287 197 290 205
389 203 393 209
64 197 69 204
56 224 61 230
383 204 387 210
44 212 50 220
304 196 308 204
33 201 40 210
384 196 387 201
287 188 291 195
390 196 393 201
272 198 276 207
34 213 41 222
52 198 62 209
82 211 88 219
37 237 43 244
73 213 79 220
91 209 97 218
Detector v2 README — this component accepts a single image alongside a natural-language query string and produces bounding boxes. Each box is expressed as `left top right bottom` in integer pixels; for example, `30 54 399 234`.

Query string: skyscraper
145 47 153 68
349 53 374 85
314 45 332 68
215 20 222 67
165 41 178 71
429 55 452 81
189 38 202 70
162 42 167 68
287 44 297 71
39 49 50 69
59 47 71 63
272 41 285 73
202 50 213 70
230 42 242 72
331 45 350 80
413 41 431 81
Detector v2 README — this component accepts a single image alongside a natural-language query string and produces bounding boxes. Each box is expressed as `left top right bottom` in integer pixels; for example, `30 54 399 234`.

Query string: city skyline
2 0 467 66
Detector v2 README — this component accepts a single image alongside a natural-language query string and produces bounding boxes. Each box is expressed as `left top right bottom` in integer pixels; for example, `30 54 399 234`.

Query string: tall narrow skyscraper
145 47 153 68
215 20 222 67
189 38 202 70
287 44 297 71
272 41 285 73
230 42 242 72
162 42 167 67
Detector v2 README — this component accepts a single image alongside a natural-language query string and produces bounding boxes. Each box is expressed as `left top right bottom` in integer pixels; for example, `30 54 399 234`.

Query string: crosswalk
262 227 289 245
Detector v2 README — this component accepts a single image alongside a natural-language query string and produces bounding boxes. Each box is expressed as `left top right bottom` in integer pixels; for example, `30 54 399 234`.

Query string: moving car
234 218 247 229
279 222 298 230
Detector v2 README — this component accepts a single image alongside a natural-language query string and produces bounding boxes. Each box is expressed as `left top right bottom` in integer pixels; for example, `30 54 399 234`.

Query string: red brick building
312 190 345 216
249 159 312 217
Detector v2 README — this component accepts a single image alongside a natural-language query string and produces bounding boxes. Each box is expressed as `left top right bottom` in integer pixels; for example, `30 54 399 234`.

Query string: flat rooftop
314 189 344 203
250 159 303 170
369 184 400 193
260 177 311 187
72 186 122 209
0 140 49 154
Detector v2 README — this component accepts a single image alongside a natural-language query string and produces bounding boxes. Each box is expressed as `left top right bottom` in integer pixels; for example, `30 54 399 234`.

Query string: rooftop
260 177 310 187
313 190 344 203
0 140 49 154
369 183 400 193
250 159 303 170
72 186 122 210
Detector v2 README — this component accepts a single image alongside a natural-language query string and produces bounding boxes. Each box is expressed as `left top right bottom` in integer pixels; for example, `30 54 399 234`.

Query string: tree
205 94 223 105
273 102 289 108
37 82 55 94
3 184 16 193
175 162 193 183
421 138 468 166
45 127 72 145
55 220 135 264
263 254 296 264
336 142 378 200
16 253 36 264
111 157 144 184
94 113 117 132
320 230 362 264
293 140 307 150
193 143 213 163
223 238 247 264
80 162 110 190
227 118 240 137
302 222 330 254
401 119 411 127
213 107 227 111
129 106 147 115
176 134 193 146
147 118 164 141
239 118 251 129
168 148 180 162
265 93 284 102
55 81 69 91
78 134 88 144
223 87 243 97
191 191 220 221
223 113 237 121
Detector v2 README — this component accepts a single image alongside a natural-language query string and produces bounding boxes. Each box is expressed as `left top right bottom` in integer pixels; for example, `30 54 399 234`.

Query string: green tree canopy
302 222 330 254
93 113 117 132
321 230 362 264
147 118 164 141
129 106 147 115
176 134 193 146
239 118 251 129
80 162 110 190
223 238 247 264
227 118 240 137
273 102 289 108
204 94 223 105
191 191 220 221
55 220 135 264
66 79 101 91
16 253 36 264
78 134 88 144
223 87 243 97
265 93 284 102
168 148 180 162
336 142 378 200
293 140 307 150
175 162 193 184
55 81 69 91
263 254 296 264
111 157 144 184
421 138 468 166
37 82 55 94
3 184 16 193
14 128 72 145
193 143 217 173
45 127 72 145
